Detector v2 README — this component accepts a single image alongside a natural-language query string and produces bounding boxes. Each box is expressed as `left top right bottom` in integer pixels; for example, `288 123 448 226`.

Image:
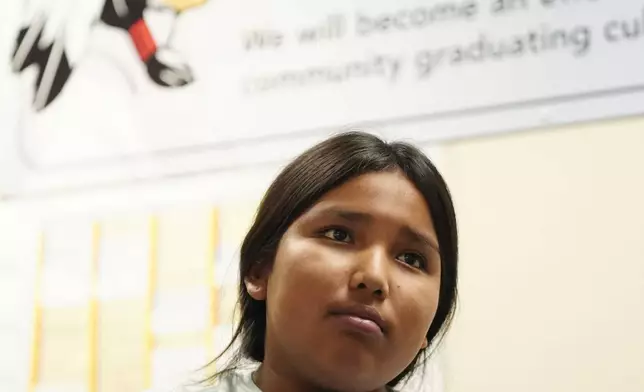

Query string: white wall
0 221 38 392
0 163 283 392
440 118 644 392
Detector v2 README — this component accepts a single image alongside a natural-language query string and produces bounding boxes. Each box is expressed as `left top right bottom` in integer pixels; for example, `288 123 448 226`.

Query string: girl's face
247 171 441 391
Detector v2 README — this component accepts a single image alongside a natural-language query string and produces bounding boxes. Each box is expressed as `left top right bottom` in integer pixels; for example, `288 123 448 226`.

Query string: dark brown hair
205 131 458 387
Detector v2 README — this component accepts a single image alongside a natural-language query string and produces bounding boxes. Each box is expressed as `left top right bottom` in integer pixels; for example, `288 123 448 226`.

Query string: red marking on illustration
129 19 157 61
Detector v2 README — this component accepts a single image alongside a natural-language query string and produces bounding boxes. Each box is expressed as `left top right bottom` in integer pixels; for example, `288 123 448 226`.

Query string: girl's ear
420 337 428 350
244 260 270 300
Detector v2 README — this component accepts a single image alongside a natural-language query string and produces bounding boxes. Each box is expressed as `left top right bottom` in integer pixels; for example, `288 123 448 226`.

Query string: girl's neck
253 363 325 392
253 363 389 392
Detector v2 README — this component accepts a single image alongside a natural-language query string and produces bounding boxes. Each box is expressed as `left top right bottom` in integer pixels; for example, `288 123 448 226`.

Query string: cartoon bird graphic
11 0 208 111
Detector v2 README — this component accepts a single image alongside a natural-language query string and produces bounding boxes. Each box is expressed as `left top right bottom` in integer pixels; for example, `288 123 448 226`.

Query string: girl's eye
397 252 427 270
322 228 352 243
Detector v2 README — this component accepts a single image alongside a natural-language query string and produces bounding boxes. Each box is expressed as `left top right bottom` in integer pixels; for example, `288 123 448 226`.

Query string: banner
5 0 644 194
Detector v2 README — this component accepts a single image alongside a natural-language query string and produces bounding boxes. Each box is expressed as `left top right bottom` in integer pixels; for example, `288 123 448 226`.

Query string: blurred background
1 0 643 391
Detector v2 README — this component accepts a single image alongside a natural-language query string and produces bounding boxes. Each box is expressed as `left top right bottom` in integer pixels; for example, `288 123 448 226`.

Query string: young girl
182 131 458 392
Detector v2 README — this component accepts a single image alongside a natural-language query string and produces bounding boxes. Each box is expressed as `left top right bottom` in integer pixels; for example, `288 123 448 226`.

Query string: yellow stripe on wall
145 216 159 389
28 231 45 392
206 208 219 358
88 223 101 392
